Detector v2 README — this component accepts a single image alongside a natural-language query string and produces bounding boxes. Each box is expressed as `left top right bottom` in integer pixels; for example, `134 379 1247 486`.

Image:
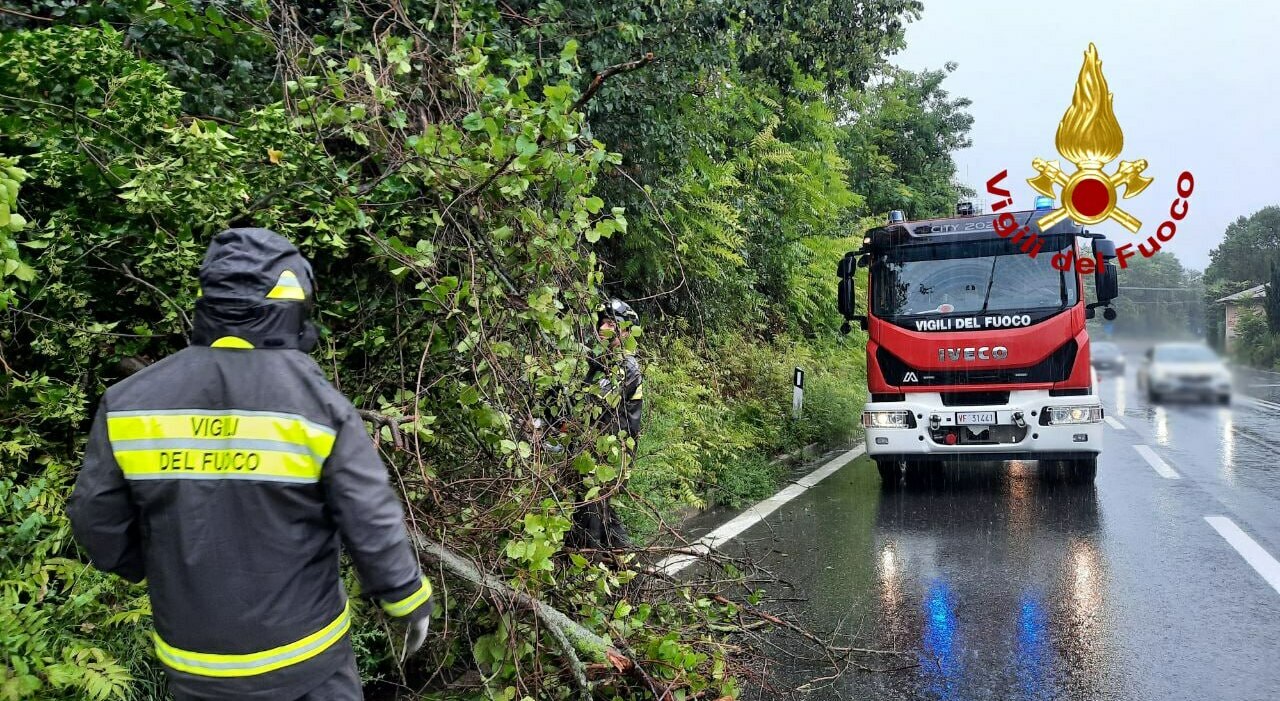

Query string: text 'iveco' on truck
837 203 1121 485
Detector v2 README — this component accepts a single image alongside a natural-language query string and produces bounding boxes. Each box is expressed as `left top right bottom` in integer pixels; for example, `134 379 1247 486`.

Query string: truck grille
877 341 1078 387
940 392 1010 406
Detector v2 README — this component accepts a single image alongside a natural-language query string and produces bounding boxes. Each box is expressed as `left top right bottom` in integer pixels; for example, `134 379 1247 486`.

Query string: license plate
955 411 996 425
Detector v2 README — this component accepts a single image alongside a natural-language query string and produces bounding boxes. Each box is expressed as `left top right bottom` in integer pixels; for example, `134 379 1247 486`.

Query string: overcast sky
893 0 1280 271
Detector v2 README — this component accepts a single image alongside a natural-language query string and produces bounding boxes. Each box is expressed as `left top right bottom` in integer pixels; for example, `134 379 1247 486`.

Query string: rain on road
694 365 1280 701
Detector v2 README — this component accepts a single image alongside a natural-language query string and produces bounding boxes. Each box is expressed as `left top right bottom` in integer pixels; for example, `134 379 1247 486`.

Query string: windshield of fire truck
871 239 1079 318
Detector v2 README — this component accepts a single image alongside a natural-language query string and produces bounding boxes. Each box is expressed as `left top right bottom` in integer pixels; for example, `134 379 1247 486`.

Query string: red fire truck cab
837 205 1120 485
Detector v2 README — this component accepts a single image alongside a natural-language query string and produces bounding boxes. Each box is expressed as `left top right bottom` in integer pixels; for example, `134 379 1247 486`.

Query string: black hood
191 228 318 351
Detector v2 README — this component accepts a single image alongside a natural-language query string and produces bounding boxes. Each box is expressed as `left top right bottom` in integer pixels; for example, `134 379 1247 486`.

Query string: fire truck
836 203 1120 485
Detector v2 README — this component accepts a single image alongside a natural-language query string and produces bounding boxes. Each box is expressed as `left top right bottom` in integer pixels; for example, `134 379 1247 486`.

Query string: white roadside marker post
792 367 804 419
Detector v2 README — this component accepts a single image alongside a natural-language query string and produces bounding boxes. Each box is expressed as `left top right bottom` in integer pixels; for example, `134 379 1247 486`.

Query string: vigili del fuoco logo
985 43 1195 272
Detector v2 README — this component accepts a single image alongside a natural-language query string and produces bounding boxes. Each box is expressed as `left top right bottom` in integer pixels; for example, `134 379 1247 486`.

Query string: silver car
1137 343 1231 404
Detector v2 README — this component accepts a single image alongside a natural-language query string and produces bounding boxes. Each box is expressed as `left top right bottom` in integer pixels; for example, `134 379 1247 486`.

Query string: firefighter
566 298 643 549
67 228 433 701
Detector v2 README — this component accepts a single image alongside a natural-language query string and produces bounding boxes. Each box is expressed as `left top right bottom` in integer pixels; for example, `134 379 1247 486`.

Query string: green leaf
560 39 579 62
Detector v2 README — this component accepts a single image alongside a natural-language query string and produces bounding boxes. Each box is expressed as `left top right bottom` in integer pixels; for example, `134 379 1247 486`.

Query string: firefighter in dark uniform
567 298 643 549
67 228 433 701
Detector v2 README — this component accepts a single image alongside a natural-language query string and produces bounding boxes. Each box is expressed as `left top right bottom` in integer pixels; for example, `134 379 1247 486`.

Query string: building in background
1216 283 1267 351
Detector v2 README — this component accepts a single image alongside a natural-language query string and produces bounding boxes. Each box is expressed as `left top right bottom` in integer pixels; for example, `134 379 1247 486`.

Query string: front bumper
864 390 1103 460
1150 376 1230 397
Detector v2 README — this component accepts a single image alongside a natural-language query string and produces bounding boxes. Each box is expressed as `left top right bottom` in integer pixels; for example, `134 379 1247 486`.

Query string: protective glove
397 598 434 663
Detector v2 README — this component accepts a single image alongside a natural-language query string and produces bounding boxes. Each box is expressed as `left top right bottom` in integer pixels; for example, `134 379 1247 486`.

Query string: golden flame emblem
1028 44 1152 232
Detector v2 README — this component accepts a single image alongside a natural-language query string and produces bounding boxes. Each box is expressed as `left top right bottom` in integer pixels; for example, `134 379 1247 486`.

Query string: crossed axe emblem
1028 158 1153 233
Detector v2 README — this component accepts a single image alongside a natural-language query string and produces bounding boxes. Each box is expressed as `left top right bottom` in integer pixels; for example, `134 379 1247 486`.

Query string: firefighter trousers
168 657 362 701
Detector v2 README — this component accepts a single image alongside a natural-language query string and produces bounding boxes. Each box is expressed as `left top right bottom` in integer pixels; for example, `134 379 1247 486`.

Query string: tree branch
412 535 617 698
357 409 417 451
570 53 655 114
0 6 53 22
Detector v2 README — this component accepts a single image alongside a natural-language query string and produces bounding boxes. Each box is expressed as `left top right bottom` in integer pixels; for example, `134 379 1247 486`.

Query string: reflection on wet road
722 363 1280 701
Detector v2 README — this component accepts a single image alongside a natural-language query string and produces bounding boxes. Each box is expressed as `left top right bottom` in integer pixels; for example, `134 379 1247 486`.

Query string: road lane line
1229 425 1274 451
1104 415 1126 430
1133 444 1180 479
655 444 866 576
1205 516 1280 597
1240 395 1280 412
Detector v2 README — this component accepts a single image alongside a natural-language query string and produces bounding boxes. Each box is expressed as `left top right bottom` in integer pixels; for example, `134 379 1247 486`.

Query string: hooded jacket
68 228 432 700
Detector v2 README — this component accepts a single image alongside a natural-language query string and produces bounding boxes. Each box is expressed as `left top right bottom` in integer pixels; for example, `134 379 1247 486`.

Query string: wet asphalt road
710 365 1280 701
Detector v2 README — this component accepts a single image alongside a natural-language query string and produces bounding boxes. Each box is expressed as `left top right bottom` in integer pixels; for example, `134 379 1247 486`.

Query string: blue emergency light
1034 196 1054 210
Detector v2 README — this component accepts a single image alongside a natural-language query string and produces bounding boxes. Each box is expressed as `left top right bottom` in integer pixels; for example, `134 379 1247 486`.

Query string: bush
624 330 865 537
1232 309 1280 367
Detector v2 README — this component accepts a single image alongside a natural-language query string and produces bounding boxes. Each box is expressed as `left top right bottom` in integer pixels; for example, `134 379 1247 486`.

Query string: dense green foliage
1204 207 1280 363
0 1 970 698
1205 207 1280 286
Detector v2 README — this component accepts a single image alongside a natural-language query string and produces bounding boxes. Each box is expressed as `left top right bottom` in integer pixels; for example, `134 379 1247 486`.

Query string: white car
1137 343 1231 404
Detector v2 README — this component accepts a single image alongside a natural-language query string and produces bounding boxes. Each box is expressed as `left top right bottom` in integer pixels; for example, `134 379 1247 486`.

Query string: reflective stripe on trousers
154 603 351 677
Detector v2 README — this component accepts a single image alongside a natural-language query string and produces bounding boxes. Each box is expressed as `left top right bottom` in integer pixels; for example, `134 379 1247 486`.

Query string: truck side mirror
1094 238 1117 259
837 254 856 279
838 276 856 319
836 252 865 334
1096 261 1119 303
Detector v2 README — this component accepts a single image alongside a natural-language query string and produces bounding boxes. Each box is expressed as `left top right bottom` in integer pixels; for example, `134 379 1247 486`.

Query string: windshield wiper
978 257 999 314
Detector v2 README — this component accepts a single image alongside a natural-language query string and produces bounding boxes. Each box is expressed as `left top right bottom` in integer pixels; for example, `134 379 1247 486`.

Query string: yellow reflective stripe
381 577 433 617
630 383 643 400
107 410 336 462
154 603 350 677
210 336 255 349
114 448 321 483
266 270 306 300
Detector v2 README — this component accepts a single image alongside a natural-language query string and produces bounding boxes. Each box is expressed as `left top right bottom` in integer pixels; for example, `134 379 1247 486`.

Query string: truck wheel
876 458 904 489
1040 458 1095 484
1064 457 1097 485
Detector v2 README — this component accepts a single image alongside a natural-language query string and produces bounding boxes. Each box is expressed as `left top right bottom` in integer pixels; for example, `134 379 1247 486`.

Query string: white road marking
1133 444 1180 479
1240 395 1280 412
1104 415 1126 430
1205 516 1280 597
655 444 867 576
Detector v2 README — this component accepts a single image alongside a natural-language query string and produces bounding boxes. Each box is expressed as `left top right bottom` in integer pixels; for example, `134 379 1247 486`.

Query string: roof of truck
863 208 1085 249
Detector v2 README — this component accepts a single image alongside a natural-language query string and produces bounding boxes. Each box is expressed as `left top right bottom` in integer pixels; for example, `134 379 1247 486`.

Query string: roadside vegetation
0 1 969 698
1204 206 1280 367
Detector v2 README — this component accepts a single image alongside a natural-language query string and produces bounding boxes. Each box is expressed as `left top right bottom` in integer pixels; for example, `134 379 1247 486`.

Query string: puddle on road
742 459 1125 701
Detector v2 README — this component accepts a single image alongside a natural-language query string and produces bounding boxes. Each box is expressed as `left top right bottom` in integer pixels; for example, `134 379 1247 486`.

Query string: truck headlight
862 410 915 429
1041 406 1103 425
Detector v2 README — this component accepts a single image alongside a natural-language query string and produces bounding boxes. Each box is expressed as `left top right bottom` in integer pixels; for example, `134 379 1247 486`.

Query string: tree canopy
1205 206 1280 286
